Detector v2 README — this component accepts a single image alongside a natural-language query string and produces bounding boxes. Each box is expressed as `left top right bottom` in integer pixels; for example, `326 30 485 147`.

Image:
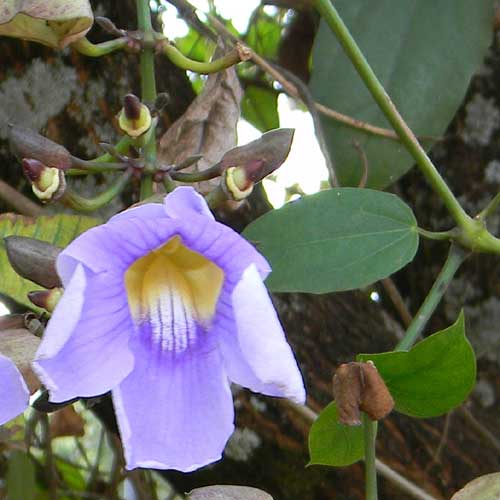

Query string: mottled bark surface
0 3 499 500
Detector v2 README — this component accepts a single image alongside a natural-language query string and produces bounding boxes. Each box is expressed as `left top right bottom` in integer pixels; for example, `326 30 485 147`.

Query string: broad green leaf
308 402 364 467
358 312 475 418
0 0 93 49
6 450 36 500
451 472 500 500
55 459 86 491
0 213 99 310
310 1 494 188
243 188 418 293
175 28 212 63
241 86 279 132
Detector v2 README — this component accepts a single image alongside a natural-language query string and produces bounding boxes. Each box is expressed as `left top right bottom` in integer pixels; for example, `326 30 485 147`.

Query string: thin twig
460 406 500 455
0 179 42 216
286 401 438 500
380 278 412 328
352 141 369 188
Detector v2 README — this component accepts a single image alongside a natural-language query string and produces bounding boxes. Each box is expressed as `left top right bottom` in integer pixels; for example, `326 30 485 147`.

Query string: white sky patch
0 301 10 316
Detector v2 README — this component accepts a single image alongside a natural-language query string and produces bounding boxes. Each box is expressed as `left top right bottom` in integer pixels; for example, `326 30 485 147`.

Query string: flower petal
109 202 167 224
218 264 306 404
33 264 135 403
112 332 234 471
0 353 29 425
163 186 214 220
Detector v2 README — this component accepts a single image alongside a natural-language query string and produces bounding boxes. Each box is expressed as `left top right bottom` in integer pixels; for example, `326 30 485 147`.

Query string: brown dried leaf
159 49 242 194
188 486 274 500
0 328 40 393
50 406 85 438
0 0 93 49
451 472 500 500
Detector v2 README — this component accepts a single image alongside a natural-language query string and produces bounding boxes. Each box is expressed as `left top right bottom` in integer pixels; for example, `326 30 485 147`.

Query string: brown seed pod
333 361 394 425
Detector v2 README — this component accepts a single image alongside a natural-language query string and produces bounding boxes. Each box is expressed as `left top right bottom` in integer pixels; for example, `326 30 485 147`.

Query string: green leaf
310 0 494 188
0 213 99 310
175 28 212 63
241 86 279 132
451 472 500 500
6 450 36 500
243 188 418 293
0 0 93 49
308 402 364 467
358 312 476 418
55 459 86 491
246 13 281 59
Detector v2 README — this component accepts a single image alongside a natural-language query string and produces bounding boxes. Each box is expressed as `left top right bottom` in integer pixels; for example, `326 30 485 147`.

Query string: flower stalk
160 42 243 74
71 37 128 57
61 170 132 212
363 413 378 500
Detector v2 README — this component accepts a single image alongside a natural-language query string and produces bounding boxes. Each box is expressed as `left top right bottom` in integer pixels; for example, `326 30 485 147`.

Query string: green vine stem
61 170 132 212
137 0 158 200
71 37 128 57
417 228 456 242
396 244 467 351
160 43 243 74
363 414 378 500
170 164 222 182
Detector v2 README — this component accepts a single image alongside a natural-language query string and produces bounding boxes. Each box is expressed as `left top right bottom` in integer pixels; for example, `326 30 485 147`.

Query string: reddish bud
28 288 63 313
123 94 142 120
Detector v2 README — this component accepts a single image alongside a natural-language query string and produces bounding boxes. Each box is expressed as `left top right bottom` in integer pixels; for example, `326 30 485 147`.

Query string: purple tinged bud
22 159 66 202
28 288 63 313
222 166 255 201
123 94 142 121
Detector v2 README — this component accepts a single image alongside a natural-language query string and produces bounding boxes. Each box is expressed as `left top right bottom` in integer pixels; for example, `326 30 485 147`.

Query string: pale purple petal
218 264 305 404
109 202 166 224
112 332 234 471
163 186 215 220
33 264 135 403
0 353 29 425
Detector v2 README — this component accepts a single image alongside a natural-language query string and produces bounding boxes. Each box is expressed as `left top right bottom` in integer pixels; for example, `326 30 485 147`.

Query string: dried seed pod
8 125 71 169
332 362 363 425
5 236 62 288
359 361 394 421
333 361 394 425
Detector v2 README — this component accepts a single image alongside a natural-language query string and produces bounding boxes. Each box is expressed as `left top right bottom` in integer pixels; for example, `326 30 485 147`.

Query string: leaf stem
477 192 500 221
363 413 378 500
137 0 158 200
417 228 456 241
312 0 469 228
71 37 128 57
396 244 467 351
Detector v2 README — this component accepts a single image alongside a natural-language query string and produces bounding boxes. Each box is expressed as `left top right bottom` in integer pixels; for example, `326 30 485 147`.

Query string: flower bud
222 166 255 201
9 125 72 170
118 94 152 138
28 288 63 313
22 159 66 202
5 236 62 289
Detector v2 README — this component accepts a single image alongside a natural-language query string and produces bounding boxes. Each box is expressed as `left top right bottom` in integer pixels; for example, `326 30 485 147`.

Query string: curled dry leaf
0 328 41 393
50 406 85 438
159 46 242 194
0 0 93 49
333 361 394 425
188 485 274 500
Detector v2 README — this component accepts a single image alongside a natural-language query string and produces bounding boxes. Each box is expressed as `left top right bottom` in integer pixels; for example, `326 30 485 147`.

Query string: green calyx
118 104 152 138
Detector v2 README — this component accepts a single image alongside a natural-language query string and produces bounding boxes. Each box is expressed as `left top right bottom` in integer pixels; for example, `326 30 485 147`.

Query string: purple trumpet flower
0 353 29 425
33 187 305 471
